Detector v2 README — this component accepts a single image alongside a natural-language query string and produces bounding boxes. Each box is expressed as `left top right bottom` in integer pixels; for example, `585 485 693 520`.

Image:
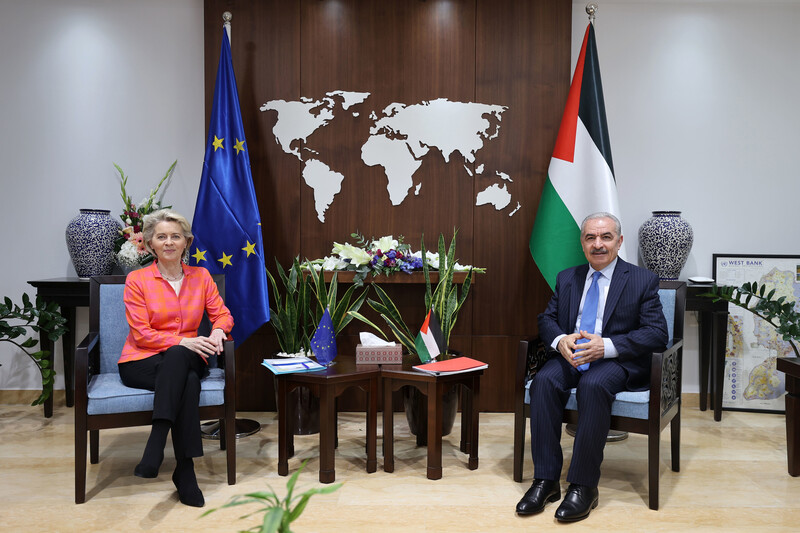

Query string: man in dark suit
516 212 668 522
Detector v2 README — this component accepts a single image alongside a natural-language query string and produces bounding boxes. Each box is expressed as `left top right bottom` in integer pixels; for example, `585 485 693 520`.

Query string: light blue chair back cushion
525 288 677 420
86 282 225 415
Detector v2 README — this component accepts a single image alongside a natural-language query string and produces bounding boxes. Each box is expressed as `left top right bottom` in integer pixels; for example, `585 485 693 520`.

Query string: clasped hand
557 331 604 369
180 328 226 363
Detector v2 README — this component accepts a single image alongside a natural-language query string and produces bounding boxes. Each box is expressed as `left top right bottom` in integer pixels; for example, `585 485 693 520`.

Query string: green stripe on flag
529 177 586 290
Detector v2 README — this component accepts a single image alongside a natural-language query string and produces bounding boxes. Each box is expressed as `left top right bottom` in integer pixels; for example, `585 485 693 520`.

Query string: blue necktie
576 271 602 372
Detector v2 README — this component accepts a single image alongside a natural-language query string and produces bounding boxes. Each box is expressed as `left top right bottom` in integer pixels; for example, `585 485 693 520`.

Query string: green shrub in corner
0 294 67 405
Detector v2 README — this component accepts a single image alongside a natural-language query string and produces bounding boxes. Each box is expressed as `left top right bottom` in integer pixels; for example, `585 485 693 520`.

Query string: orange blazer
119 262 234 364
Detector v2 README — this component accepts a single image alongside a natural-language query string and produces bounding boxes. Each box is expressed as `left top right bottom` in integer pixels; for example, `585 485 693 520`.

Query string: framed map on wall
713 254 800 413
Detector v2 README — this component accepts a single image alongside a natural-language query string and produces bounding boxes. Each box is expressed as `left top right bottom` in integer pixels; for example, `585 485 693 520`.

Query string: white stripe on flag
547 118 626 259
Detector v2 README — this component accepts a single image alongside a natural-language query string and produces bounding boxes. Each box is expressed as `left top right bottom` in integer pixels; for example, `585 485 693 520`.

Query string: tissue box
356 344 403 364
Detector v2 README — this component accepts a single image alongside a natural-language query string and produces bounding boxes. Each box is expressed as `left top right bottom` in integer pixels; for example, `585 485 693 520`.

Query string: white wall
571 0 800 391
2 0 798 395
0 0 205 390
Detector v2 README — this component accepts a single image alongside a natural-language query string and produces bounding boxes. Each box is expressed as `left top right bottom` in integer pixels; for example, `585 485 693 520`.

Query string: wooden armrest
651 337 684 417
74 332 99 408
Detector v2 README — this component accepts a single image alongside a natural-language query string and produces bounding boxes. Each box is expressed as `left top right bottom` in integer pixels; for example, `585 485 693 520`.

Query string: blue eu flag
191 27 270 343
310 309 337 366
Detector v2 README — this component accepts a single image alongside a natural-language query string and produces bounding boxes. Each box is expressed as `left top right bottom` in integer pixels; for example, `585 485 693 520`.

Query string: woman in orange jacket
118 209 233 507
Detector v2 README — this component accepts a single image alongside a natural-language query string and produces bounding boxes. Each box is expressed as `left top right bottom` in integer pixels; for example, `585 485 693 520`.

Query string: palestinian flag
529 22 624 290
415 308 445 363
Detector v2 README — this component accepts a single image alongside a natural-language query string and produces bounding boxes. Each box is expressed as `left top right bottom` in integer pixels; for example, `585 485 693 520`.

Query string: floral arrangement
112 160 176 267
305 231 483 286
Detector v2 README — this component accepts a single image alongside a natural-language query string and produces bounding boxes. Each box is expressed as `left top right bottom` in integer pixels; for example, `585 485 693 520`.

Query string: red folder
412 356 488 376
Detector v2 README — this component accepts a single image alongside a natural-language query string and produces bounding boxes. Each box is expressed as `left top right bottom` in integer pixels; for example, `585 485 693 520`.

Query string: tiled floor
0 395 798 532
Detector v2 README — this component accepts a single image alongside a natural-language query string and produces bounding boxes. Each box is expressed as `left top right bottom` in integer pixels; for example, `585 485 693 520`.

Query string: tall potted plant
266 258 371 433
304 262 370 338
349 231 475 441
267 258 318 434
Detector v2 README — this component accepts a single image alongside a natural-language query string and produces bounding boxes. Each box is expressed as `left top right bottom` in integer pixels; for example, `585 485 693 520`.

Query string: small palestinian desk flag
415 308 446 363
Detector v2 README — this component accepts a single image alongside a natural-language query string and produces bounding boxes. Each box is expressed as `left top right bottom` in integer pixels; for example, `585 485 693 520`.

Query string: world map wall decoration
261 91 519 223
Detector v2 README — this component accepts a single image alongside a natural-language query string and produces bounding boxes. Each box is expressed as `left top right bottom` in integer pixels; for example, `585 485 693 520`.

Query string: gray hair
142 209 194 255
580 212 622 236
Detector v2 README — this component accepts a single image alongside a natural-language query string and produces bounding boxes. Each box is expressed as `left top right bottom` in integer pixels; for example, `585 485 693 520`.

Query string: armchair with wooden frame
74 274 236 504
513 280 686 510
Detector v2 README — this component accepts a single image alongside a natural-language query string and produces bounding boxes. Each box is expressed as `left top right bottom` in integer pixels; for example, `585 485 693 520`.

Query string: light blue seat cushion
87 368 225 415
87 283 226 416
523 288 677 421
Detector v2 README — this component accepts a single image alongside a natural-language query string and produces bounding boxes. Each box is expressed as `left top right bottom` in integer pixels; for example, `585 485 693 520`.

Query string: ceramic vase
65 209 122 278
638 211 693 280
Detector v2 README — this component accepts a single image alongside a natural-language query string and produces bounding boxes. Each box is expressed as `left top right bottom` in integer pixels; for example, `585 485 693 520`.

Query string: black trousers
119 345 209 458
529 355 628 487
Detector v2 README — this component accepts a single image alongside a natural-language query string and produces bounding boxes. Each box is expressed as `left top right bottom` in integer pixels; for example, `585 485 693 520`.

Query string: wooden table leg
366 376 377 473
383 377 394 473
426 380 443 480
468 375 480 470
319 385 336 483
460 384 471 454
61 306 76 407
712 311 727 422
785 377 799 476
278 378 289 476
698 310 711 412
40 332 54 418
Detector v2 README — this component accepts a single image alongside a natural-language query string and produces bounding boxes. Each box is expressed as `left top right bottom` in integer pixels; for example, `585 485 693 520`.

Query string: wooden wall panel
204 0 571 412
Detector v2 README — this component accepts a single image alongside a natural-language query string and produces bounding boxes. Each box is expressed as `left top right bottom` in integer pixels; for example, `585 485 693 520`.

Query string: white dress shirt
552 258 619 359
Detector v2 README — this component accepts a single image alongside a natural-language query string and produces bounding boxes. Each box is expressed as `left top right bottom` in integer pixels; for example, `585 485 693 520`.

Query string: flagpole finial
586 3 598 23
223 11 232 44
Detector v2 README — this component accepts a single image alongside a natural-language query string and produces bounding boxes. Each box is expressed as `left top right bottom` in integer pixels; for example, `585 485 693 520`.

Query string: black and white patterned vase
65 209 121 278
638 211 693 280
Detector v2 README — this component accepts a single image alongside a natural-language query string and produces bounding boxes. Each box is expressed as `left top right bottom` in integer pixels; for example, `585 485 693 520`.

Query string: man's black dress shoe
515 479 561 515
554 483 598 522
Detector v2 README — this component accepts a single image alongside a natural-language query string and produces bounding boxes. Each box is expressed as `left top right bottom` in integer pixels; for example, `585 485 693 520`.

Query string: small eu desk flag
311 309 337 366
191 27 270 344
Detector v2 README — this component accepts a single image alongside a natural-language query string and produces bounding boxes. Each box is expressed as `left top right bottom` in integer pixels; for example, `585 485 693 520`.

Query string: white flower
321 256 348 271
409 250 473 271
332 242 372 266
117 240 142 267
371 236 398 252
411 250 440 269
126 217 132 225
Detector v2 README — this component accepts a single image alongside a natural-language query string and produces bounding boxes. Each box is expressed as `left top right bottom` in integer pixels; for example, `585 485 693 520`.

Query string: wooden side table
777 357 800 476
382 355 483 480
27 277 90 418
686 283 729 421
275 356 379 483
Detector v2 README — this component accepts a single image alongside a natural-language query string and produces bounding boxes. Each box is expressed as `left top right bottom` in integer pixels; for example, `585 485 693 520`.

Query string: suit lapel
567 264 590 330
603 258 630 329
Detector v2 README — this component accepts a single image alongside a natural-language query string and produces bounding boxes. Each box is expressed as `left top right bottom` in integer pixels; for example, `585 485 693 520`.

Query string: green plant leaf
262 507 284 533
347 311 387 339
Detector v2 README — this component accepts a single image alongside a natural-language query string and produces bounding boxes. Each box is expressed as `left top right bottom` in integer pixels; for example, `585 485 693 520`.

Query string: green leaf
261 508 284 533
347 311 388 339
20 337 38 348
370 285 412 339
